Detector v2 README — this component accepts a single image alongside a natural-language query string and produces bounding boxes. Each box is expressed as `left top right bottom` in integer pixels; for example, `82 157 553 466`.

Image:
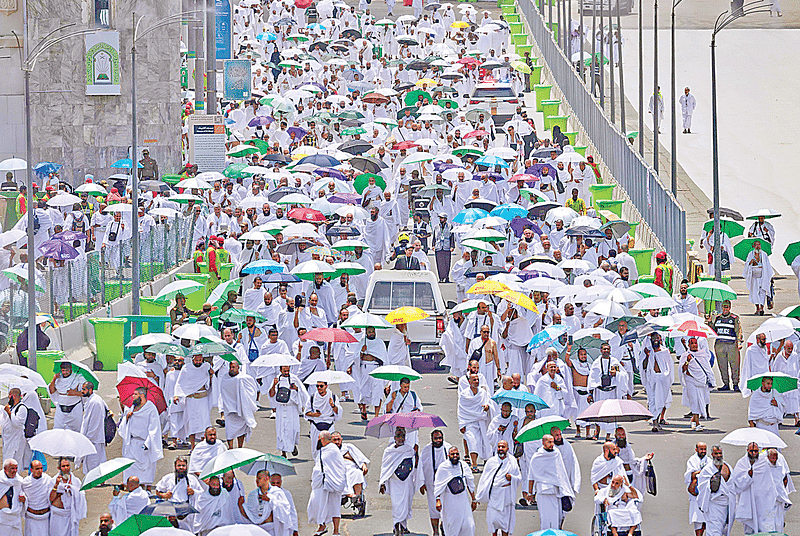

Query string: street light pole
616 0 626 130
206 0 217 114
670 0 685 197
653 0 659 173
638 0 643 154
608 0 614 124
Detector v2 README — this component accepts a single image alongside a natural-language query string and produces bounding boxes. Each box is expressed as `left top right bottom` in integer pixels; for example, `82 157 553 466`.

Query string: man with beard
500 307 533 377
731 442 777 533
434 446 476 536
240 470 292 534
591 442 627 493
307 431 347 536
268 365 309 458
357 326 387 420
739 332 770 396
565 344 592 438
305 382 341 449
155 457 203 504
304 273 337 326
257 292 281 333
523 434 575 530
614 427 654 493
174 353 213 449
685 442 711 536
475 440 521 536
1 389 29 471
80 382 109 472
441 309 468 384
0 459 24 536
137 349 166 389
221 471 247 525
108 476 148 526
47 362 83 432
588 343 628 441
458 373 494 472
643 333 673 432
487 401 518 453
385 377 422 445
680 337 714 432
119 387 163 484
193 476 230 535
534 361 571 418
697 445 734 536
417 430 451 536
268 473 300 536
379 428 416 536
350 245 374 301
188 427 228 476
331 432 369 517
22 459 53 536
294 293 328 332
770 340 799 426
464 300 497 353
748 376 785 435
552 426 582 502
164 355 187 450
765 448 794 532
218 360 259 448
593 474 643 535
48 458 86 536
364 206 391 264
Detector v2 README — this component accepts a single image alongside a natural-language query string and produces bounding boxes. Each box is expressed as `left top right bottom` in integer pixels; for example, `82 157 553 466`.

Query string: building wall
0 0 182 185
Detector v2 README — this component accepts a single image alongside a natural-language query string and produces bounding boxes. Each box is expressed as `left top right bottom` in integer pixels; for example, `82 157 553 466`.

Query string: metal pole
131 12 140 315
591 4 597 97
557 0 562 49
24 69 36 370
638 0 644 154
670 1 678 195
206 0 217 114
579 2 584 79
616 0 626 130
653 0 659 173
194 0 205 112
549 0 553 41
608 0 615 123
711 35 720 282
599 0 604 108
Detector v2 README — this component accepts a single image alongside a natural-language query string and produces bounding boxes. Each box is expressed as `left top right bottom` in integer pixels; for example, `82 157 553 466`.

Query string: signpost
215 0 232 60
188 114 226 172
223 59 251 101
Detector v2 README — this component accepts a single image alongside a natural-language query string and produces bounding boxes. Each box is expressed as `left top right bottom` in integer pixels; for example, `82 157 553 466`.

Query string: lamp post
131 11 199 315
710 0 769 282
638 0 643 155
670 0 686 197
616 0 626 130
652 0 658 173
13 23 98 369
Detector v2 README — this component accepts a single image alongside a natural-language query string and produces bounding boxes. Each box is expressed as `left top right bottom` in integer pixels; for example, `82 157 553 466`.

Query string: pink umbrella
300 327 357 343
365 412 446 438
577 399 653 423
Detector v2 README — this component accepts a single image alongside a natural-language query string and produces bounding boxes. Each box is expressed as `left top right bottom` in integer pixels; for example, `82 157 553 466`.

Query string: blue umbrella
110 158 143 169
257 32 278 41
528 325 571 351
491 389 549 410
262 272 301 284
306 23 326 31
240 260 286 275
38 239 79 260
33 162 62 177
476 154 510 168
490 203 528 221
527 530 579 536
297 154 341 167
452 208 489 225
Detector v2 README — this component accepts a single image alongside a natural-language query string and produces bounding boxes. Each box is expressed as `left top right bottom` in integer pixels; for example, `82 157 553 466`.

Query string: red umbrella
457 57 479 65
363 92 390 104
300 327 357 343
463 129 489 139
287 207 326 223
394 141 419 150
509 173 539 183
295 0 313 7
117 376 167 413
672 320 714 338
577 399 652 423
365 411 446 438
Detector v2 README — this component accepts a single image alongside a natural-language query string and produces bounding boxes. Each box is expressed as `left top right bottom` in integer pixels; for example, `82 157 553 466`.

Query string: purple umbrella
434 162 460 173
313 167 347 181
328 192 362 204
516 269 553 281
39 239 79 260
509 216 542 238
248 116 274 127
287 126 308 140
365 412 446 438
52 230 88 241
475 171 503 182
525 163 557 177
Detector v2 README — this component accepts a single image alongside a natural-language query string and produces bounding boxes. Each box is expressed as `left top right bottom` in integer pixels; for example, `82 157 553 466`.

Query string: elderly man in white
765 448 795 532
79 381 109 472
119 387 163 485
21 459 52 536
679 337 714 432
748 376 785 435
308 431 347 536
458 373 495 472
525 434 576 530
174 353 214 450
643 333 674 432
593 475 643 536
108 476 148 526
731 442 777 534
379 427 416 536
475 440 521 536
0 459 24 536
697 445 735 536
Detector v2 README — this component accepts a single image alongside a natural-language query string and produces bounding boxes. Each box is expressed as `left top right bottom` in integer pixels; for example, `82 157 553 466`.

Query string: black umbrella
339 140 374 155
464 198 497 212
340 118 364 127
276 238 314 255
267 186 302 202
310 41 328 51
262 153 291 163
528 202 560 218
325 225 361 237
139 180 171 193
342 29 362 39
518 255 557 269
566 227 605 238
393 82 415 92
465 266 508 277
407 60 430 71
705 207 743 221
141 501 199 517
275 17 297 26
531 146 563 158
349 156 384 174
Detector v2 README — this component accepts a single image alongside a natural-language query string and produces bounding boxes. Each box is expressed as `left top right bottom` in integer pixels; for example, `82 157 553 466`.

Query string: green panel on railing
512 34 527 46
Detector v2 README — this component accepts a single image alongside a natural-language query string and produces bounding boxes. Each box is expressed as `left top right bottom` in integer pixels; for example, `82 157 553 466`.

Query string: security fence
517 0 687 275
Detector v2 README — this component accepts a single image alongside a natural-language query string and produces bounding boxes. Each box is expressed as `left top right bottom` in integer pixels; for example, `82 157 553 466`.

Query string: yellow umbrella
415 78 437 87
511 60 531 74
498 290 539 313
451 21 469 28
467 280 510 295
386 306 430 325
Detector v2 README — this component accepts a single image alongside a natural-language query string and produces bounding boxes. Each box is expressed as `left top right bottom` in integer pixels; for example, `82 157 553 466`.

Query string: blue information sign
215 0 232 60
223 60 252 101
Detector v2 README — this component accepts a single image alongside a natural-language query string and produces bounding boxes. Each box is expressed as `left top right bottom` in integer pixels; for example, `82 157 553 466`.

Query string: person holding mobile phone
108 476 148 526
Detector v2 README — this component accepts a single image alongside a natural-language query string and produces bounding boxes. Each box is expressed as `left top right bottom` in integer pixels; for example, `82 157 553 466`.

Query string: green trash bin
574 145 588 156
588 183 615 204
512 34 527 46
498 0 514 6
162 174 181 186
638 274 655 284
563 131 579 145
59 303 88 322
516 45 534 58
595 199 625 218
501 4 516 14
104 281 133 302
174 273 212 310
630 248 655 277
89 317 128 371
510 22 524 34
534 85 553 112
547 115 569 133
529 65 543 85
140 296 170 318
23 350 65 399
220 263 234 281
505 13 520 22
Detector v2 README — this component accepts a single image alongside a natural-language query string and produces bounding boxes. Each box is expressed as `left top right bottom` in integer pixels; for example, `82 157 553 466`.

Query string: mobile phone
568 335 573 345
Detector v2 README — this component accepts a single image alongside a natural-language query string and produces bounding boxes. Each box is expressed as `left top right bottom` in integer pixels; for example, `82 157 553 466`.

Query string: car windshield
368 281 436 311
473 87 515 98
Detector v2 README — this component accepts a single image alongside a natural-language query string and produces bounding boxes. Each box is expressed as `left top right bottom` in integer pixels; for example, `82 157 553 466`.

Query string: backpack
32 212 40 233
104 409 117 444
18 405 39 439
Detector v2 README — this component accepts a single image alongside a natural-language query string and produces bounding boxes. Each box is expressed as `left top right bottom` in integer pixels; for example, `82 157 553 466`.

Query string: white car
580 0 632 14
468 82 521 126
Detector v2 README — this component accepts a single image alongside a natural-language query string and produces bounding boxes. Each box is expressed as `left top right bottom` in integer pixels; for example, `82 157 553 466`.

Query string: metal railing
517 0 687 274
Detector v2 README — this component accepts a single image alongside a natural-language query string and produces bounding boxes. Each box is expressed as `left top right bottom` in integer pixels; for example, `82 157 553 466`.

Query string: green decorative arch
86 42 120 85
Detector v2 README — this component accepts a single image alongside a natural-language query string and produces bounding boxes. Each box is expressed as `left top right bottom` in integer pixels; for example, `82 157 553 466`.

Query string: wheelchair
590 506 642 536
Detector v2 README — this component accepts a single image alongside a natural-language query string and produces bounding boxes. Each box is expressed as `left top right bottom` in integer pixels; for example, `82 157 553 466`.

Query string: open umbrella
239 454 296 476
516 415 570 443
733 237 772 261
144 342 187 357
385 306 429 324
491 390 548 410
497 290 539 313
29 429 96 458
39 239 79 260
290 260 336 280
208 525 273 536
577 399 653 423
81 457 135 490
240 260 286 275
0 363 46 388
126 333 174 348
117 376 167 413
702 217 744 237
108 514 173 536
341 312 392 329
746 208 781 220
687 280 737 302
783 241 800 265
53 359 99 389
528 325 571 350
207 278 242 306
172 323 218 341
720 427 786 449
220 309 266 324
140 502 199 517
369 365 422 382
300 327 357 343
628 282 671 299
745 372 797 393
1 265 45 292
199 448 266 479
467 280 510 295
303 370 355 385
154 280 205 302
365 412 446 438
249 354 300 370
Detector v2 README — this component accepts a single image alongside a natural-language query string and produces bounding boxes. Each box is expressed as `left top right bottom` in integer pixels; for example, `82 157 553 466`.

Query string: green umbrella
191 341 237 356
353 173 386 194
223 163 249 178
374 117 398 127
154 280 205 302
53 359 99 389
779 304 800 318
1 265 44 292
516 415 570 443
220 308 266 324
200 447 266 480
146 342 188 357
342 126 367 136
733 237 772 262
81 457 135 491
247 139 272 153
109 514 172 536
452 146 484 157
702 217 745 237
396 106 420 120
207 278 242 307
746 372 798 394
171 193 204 204
278 60 303 68
583 53 610 66
338 110 365 120
227 146 260 158
687 280 737 302
309 111 334 123
437 98 459 109
332 262 367 277
520 188 548 203
240 453 296 476
405 89 431 106
369 365 422 381
461 239 499 254
783 241 800 265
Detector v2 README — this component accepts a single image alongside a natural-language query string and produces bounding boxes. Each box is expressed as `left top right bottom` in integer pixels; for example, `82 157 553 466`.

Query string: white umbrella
485 147 518 160
341 312 392 330
586 299 629 318
126 333 175 347
150 207 179 219
208 525 272 536
291 260 336 276
46 193 82 207
604 288 645 303
0 363 47 388
76 183 108 195
250 354 300 369
632 296 679 310
753 319 796 343
572 327 616 341
103 203 133 213
116 361 148 383
176 177 213 190
303 370 354 385
0 229 26 248
199 448 266 480
196 171 225 183
573 285 612 303
746 208 781 219
523 262 566 279
239 231 270 242
80 457 135 490
29 429 96 458
276 193 314 205
154 280 205 302
335 205 369 220
628 282 671 298
0 158 27 171
523 278 566 294
720 427 786 449
558 259 594 272
141 529 195 536
450 299 484 314
0 374 38 395
556 148 587 164
172 323 219 341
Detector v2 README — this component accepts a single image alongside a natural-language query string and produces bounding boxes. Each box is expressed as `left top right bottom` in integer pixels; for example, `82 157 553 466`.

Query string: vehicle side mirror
446 300 457 310
518 93 524 97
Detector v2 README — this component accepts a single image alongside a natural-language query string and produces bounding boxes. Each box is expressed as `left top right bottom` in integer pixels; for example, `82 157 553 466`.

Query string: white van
363 270 447 365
